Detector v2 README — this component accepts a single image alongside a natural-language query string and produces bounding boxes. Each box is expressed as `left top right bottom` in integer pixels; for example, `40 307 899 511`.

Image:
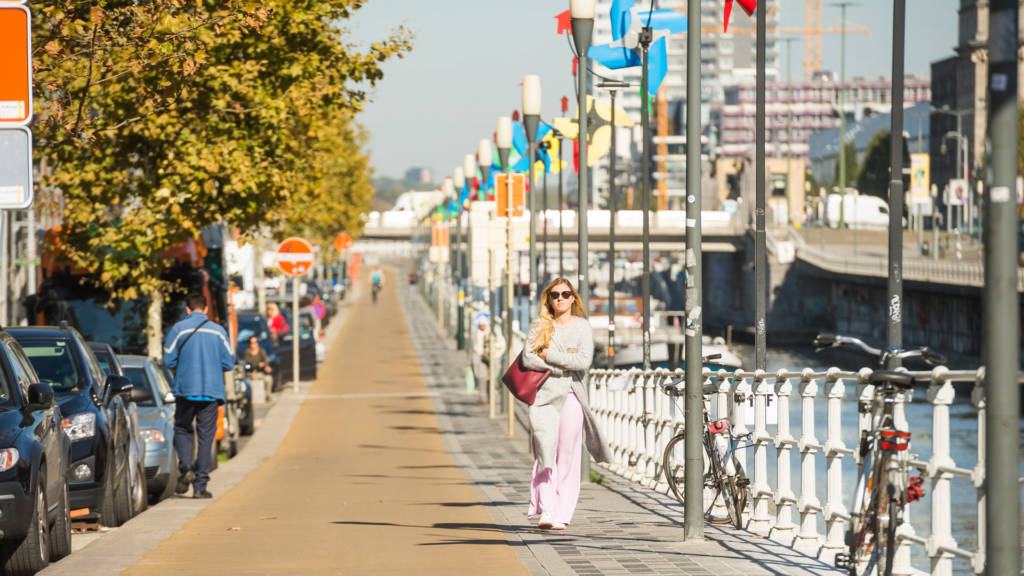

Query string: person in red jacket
266 302 290 343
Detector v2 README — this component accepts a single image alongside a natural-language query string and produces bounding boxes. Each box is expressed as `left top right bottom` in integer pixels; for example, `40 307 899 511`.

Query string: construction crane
700 0 870 79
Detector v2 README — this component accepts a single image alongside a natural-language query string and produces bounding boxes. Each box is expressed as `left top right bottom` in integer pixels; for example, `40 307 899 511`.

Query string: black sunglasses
548 290 574 301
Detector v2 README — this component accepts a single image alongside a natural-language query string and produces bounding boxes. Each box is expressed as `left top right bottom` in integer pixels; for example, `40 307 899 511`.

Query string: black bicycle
813 334 944 576
661 367 752 530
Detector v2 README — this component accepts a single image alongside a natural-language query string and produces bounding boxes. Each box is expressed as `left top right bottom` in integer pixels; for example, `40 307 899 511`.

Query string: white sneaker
537 514 554 529
550 521 566 530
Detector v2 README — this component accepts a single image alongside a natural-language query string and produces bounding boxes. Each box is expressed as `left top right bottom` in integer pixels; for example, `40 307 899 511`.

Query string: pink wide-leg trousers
528 392 584 525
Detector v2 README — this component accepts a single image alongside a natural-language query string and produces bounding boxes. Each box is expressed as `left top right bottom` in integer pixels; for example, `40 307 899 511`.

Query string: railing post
794 372 821 552
971 368 987 574
891 373 917 574
926 367 956 576
732 377 752 478
821 368 848 561
643 371 657 483
749 369 773 534
771 370 798 545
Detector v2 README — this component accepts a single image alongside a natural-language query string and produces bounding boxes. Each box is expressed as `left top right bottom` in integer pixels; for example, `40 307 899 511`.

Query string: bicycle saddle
868 370 916 389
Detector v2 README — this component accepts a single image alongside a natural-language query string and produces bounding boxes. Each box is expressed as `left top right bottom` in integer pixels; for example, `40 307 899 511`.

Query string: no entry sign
0 5 32 125
276 237 314 277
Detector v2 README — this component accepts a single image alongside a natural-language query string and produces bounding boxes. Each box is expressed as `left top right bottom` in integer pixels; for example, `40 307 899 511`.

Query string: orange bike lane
123 270 528 575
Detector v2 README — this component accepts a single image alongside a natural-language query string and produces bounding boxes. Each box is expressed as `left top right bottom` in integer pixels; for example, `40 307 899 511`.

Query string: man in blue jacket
163 293 235 498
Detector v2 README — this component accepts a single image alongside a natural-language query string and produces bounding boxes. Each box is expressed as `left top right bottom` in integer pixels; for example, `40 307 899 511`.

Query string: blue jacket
163 312 235 402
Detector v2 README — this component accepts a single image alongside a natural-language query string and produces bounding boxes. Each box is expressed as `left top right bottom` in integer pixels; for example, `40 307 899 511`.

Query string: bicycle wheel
662 432 686 505
852 454 890 575
879 490 899 576
726 459 750 530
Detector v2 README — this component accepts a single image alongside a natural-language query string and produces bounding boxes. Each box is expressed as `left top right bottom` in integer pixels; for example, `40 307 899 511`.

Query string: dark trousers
173 398 219 491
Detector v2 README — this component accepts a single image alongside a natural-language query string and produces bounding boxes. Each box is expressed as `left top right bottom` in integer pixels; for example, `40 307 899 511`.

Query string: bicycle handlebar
812 333 946 366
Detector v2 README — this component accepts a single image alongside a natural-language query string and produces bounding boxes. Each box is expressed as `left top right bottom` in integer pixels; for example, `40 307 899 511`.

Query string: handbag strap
178 318 211 353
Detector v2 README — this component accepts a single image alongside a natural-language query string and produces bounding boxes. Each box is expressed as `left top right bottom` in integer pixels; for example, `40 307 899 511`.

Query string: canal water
728 342 1024 575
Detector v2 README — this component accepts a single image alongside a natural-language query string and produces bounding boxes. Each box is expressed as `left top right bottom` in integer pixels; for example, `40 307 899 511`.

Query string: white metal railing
587 366 1013 575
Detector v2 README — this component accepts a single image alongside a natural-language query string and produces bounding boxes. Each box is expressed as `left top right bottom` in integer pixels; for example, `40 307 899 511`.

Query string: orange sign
334 232 353 252
0 6 31 125
431 225 449 247
276 237 314 277
496 173 526 218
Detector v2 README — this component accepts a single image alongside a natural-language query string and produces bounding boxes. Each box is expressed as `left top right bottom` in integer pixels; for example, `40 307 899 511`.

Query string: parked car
10 325 143 529
117 356 178 503
87 342 148 516
0 331 71 575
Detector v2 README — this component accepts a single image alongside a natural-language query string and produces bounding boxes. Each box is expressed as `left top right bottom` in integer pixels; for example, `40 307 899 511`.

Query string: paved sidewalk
399 278 842 576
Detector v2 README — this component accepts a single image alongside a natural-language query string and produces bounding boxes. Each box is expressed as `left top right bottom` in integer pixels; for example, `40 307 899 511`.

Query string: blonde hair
532 278 586 353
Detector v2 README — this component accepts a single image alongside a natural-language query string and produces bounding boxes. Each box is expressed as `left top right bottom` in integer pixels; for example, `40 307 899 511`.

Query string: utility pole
598 79 630 370
984 1 1021 574
639 26 653 371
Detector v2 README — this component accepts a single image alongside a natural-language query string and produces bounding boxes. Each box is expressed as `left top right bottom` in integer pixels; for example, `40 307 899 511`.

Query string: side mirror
130 384 154 403
164 392 176 404
26 383 54 410
105 375 134 403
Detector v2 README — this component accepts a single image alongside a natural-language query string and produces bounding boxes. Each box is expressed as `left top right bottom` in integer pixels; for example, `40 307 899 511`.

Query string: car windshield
123 366 156 406
19 338 82 392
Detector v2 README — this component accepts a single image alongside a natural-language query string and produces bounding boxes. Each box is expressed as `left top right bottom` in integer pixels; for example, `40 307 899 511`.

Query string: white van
824 192 893 230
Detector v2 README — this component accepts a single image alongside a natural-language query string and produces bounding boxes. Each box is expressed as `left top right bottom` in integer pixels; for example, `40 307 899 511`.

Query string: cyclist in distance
371 267 384 303
522 277 610 531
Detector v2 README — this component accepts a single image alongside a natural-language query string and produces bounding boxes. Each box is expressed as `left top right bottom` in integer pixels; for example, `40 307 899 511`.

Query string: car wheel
157 452 179 504
98 457 118 527
131 459 148 516
112 452 132 526
3 475 49 575
50 479 71 561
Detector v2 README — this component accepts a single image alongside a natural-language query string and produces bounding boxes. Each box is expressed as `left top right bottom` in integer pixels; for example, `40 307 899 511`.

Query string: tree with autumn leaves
31 0 409 351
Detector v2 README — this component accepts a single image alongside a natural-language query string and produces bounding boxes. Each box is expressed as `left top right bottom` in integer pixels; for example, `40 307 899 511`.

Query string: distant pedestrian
521 278 610 530
266 302 290 342
163 293 235 498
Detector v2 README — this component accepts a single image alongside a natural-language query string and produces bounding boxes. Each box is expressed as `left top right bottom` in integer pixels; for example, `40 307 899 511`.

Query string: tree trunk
147 288 162 359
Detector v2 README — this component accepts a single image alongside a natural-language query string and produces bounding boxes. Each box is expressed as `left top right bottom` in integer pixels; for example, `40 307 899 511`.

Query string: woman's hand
537 347 548 361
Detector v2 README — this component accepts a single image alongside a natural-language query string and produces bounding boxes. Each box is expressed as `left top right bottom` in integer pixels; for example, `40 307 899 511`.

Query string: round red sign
276 237 314 277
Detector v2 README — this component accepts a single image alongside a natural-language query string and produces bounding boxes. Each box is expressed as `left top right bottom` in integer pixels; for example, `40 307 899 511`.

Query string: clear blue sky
348 0 959 180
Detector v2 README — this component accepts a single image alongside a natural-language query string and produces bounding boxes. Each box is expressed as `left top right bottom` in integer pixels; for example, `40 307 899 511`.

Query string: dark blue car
0 330 71 575
9 326 143 532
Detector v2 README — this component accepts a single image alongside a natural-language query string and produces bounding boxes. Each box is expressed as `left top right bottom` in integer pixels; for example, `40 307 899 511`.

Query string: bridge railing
587 366 1010 575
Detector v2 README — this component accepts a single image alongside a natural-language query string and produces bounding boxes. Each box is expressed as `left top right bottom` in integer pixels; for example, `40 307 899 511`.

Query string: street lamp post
496 116 514 435
830 2 856 229
570 0 595 484
557 130 565 278
570 0 595 316
984 4 1021 574
597 79 630 369
683 0 704 541
453 166 466 350
638 25 654 371
523 75 542 314
463 152 477 351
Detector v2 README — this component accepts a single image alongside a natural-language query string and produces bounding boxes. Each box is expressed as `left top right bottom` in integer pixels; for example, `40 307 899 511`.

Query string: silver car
117 355 177 503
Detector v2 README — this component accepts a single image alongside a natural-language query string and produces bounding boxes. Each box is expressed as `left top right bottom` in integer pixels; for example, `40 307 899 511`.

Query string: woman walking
522 278 610 530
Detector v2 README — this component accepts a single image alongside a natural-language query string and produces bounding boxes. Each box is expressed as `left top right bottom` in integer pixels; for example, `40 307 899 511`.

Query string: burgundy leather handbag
501 351 551 405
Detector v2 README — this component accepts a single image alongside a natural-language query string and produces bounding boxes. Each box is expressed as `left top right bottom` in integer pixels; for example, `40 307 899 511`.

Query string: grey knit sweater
522 316 611 471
